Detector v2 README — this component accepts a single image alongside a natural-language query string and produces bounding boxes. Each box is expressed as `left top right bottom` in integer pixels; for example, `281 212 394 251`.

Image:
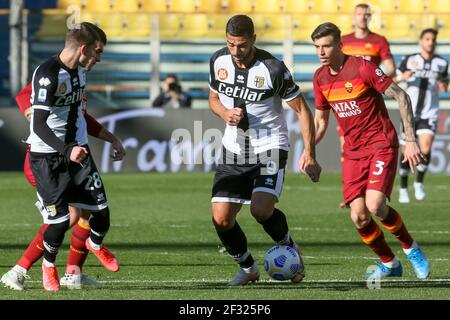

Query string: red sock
17 224 48 270
357 218 395 263
381 207 414 249
66 221 90 272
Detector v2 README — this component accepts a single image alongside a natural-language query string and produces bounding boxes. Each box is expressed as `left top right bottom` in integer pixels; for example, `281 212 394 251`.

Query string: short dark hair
165 73 179 82
226 15 254 38
311 22 341 44
65 22 107 48
420 28 438 39
355 3 370 11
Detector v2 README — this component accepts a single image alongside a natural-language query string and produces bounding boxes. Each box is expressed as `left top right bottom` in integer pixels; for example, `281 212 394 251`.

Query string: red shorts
24 149 36 188
342 147 398 205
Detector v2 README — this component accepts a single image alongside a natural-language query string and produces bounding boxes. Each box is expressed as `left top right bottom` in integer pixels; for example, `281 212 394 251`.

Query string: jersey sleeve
379 36 393 62
15 83 32 114
439 60 449 81
313 73 330 111
30 65 58 111
208 54 219 93
272 62 300 101
360 59 393 93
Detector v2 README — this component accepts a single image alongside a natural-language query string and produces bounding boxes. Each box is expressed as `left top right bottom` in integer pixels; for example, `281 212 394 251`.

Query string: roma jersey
341 32 392 67
313 55 398 159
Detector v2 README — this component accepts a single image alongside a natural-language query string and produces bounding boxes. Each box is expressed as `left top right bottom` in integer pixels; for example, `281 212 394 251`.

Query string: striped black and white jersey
209 47 301 155
398 53 448 120
27 55 88 153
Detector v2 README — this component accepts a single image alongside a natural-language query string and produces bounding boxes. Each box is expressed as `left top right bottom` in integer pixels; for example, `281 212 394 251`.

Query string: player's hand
24 108 32 122
402 70 413 81
299 153 321 182
402 141 425 174
223 108 243 126
111 138 126 161
70 146 88 164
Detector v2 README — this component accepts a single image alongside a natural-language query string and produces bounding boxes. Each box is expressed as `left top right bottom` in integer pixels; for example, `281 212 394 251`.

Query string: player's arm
314 108 330 145
384 82 424 172
93 123 126 161
437 63 449 92
208 89 243 126
286 94 321 182
382 58 396 78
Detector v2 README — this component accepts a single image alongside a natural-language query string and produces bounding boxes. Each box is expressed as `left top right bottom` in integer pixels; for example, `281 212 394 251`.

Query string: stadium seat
177 14 209 38
122 13 152 38
223 0 256 13
381 14 417 39
196 0 228 13
57 0 82 10
394 0 427 13
427 0 450 13
83 0 112 12
308 0 339 13
373 0 397 13
436 14 450 39
291 14 326 41
206 14 232 38
326 14 353 34
113 0 140 12
335 0 362 13
249 14 289 39
257 0 283 13
168 0 197 13
159 14 181 38
36 11 68 37
140 0 170 13
281 0 312 13
95 12 124 38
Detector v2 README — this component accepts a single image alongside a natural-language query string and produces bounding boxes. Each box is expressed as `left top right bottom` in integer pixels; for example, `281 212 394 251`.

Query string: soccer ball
263 245 302 281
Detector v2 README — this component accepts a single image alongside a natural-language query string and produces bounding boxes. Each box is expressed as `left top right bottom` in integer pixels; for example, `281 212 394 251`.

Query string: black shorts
211 149 288 204
400 118 438 144
30 147 108 224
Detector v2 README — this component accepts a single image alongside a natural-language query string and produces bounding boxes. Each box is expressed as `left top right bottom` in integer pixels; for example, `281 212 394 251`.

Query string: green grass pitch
0 172 449 300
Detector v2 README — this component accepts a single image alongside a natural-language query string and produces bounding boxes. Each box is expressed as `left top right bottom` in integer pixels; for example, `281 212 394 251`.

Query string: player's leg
251 149 304 282
211 161 257 285
414 130 434 200
70 152 119 272
367 148 429 279
336 126 347 208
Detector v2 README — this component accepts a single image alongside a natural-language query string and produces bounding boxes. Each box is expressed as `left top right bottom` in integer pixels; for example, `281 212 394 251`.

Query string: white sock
382 258 400 268
403 241 419 255
89 238 102 250
43 259 55 267
13 264 27 274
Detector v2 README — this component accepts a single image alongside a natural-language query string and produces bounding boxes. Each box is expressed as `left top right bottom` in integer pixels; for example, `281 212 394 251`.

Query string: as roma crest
344 82 353 93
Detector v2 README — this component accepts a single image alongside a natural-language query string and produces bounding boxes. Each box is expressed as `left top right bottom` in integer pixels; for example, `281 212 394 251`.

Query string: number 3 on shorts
373 160 385 176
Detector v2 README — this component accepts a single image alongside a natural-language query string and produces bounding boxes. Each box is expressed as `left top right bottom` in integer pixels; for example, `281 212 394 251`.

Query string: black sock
399 154 410 189
416 154 430 184
216 222 254 268
259 208 293 246
43 220 69 263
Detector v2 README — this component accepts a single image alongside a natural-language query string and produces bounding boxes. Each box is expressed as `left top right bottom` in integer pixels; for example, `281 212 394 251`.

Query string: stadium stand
1 0 450 108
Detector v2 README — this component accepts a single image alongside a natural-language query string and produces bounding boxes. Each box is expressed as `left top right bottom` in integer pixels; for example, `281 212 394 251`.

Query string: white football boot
229 262 260 286
1 267 29 291
399 188 410 203
291 242 306 283
60 265 102 289
414 182 426 201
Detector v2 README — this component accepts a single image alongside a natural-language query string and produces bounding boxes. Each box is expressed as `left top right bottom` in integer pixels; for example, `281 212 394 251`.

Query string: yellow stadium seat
223 0 256 13
159 14 181 38
36 12 68 37
168 0 197 13
178 14 209 38
206 14 232 38
325 14 353 34
381 14 417 39
281 0 312 13
335 0 363 13
58 0 82 10
257 0 283 13
427 0 450 13
417 14 437 29
196 0 228 13
122 13 152 38
83 0 112 12
394 0 427 13
436 14 450 39
308 0 339 13
113 0 140 12
251 14 289 39
292 14 326 41
98 13 124 37
140 0 170 13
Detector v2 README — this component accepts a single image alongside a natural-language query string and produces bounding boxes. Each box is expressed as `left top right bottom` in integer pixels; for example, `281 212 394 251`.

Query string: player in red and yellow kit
311 22 429 279
336 3 396 208
1 83 126 290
